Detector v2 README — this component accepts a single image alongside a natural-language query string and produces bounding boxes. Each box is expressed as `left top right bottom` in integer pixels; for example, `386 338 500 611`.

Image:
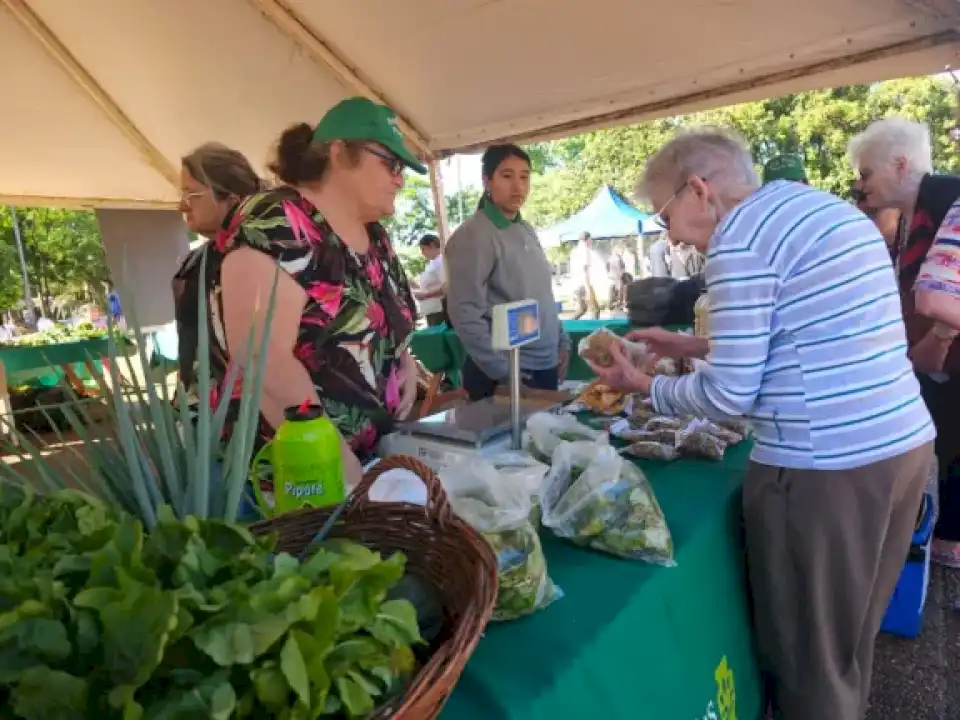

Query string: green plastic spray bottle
251 403 345 516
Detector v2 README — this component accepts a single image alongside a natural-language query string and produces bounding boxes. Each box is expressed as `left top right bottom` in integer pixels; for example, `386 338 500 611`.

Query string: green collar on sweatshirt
480 197 522 229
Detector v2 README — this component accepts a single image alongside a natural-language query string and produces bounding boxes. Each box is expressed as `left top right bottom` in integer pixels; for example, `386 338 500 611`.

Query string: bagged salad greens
482 450 550 527
525 411 608 464
441 458 561 621
540 442 676 566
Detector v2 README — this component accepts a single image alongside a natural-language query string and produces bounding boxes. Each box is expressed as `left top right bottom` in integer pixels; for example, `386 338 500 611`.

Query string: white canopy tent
1 0 959 212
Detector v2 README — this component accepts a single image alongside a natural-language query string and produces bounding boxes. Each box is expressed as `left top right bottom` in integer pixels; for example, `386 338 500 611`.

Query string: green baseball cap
312 97 426 175
762 154 807 184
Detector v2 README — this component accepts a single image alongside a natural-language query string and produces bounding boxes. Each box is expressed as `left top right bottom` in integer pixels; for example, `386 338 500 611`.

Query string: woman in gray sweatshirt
445 145 569 400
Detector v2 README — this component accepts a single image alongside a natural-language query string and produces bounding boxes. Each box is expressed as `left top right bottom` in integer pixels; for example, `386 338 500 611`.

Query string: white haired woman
588 127 935 719
849 117 960 568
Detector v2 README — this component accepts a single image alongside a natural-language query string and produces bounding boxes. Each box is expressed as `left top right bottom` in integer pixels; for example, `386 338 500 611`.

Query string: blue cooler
881 492 935 638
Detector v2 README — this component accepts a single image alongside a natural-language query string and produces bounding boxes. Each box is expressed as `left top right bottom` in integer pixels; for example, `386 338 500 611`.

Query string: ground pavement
868 566 960 719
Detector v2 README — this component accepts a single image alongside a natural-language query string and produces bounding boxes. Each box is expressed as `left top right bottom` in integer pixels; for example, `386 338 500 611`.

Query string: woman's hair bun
269 123 328 185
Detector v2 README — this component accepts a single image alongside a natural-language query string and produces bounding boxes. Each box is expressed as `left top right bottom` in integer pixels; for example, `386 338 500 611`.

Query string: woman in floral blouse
208 97 423 487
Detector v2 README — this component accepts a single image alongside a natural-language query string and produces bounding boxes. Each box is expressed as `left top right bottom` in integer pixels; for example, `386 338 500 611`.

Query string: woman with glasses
849 117 960 568
590 127 934 719
193 97 422 489
174 143 263 396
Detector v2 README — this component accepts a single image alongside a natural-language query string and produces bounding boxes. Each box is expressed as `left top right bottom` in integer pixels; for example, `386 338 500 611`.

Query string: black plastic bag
627 274 706 327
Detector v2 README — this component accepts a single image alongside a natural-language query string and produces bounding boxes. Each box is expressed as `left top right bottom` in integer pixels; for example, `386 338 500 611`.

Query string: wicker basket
249 455 499 719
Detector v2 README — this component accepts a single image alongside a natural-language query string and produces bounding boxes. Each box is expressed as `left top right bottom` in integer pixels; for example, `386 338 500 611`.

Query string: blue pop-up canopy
537 185 657 247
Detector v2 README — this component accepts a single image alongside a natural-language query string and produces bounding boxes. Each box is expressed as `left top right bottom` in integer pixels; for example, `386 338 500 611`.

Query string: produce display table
409 318 631 386
443 440 762 720
0 338 110 433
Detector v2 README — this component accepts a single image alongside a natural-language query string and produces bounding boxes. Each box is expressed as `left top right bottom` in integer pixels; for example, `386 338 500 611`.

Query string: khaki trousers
743 442 933 720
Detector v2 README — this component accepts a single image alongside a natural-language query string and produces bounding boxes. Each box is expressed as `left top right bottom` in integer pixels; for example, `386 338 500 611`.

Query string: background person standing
606 244 626 310
647 232 671 277
762 153 808 185
571 231 601 318
411 233 446 326
446 144 569 400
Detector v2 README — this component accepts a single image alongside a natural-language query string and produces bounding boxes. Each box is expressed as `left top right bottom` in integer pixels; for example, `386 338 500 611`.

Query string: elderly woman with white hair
588 127 934 720
849 117 960 568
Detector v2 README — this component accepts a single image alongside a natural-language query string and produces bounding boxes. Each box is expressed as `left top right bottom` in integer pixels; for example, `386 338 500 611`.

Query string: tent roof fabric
2 0 960 208
538 185 654 246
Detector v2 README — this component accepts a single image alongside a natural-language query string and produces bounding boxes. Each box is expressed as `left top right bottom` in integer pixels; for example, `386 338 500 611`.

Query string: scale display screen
492 299 540 350
508 304 539 346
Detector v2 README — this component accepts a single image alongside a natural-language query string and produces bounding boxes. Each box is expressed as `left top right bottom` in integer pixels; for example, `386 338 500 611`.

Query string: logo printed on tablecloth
699 655 736 720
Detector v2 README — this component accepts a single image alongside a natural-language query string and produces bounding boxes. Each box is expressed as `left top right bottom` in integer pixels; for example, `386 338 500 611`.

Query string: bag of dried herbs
524 412 608 464
541 442 676 567
441 459 561 621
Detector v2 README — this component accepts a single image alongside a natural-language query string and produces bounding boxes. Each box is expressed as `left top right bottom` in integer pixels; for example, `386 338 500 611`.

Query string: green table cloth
562 318 630 381
0 338 109 387
409 318 632 383
442 441 761 720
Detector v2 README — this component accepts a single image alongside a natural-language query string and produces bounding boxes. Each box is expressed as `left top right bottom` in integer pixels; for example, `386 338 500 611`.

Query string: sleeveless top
175 186 417 459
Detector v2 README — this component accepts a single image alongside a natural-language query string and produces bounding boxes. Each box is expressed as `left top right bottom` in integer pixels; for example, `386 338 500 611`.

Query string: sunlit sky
440 154 483 194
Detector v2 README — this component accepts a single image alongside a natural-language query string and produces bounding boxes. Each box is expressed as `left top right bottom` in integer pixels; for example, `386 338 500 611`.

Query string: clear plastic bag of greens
441 458 562 621
541 442 676 566
524 412 608 465
481 450 550 527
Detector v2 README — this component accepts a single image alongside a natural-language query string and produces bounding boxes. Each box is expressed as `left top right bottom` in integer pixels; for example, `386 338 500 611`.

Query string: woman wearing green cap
200 96 425 488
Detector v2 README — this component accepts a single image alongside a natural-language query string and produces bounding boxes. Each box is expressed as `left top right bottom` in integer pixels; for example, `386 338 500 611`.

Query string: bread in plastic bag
577 327 655 371
524 411 608 464
441 457 561 621
540 442 675 566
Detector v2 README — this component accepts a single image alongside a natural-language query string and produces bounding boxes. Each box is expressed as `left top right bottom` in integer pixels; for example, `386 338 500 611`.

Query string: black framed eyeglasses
363 146 405 176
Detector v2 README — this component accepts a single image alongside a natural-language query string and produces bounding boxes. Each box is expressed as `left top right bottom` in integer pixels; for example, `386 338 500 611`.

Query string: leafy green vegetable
524 412 607 465
0 253 274 528
542 443 675 566
482 525 559 621
0 485 422 718
451 495 560 622
0 322 116 348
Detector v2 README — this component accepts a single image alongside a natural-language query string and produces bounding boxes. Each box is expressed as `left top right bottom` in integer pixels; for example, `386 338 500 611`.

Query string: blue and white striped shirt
650 181 935 470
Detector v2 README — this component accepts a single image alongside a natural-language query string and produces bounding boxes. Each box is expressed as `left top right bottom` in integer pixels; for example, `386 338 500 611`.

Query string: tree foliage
521 77 959 228
0 207 109 315
0 79 952 315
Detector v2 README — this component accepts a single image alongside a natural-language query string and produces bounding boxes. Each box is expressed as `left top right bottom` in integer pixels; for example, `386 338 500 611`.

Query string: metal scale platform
378 299 556 472
378 395 553 471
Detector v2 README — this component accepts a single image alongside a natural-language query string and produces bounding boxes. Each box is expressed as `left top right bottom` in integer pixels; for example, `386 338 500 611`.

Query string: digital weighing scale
378 299 562 472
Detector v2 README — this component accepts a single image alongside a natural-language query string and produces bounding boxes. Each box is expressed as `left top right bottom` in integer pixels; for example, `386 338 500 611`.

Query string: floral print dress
204 186 416 460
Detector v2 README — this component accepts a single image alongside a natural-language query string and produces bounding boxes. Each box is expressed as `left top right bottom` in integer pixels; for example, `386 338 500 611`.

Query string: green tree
0 207 109 316
521 77 958 228
383 176 480 244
